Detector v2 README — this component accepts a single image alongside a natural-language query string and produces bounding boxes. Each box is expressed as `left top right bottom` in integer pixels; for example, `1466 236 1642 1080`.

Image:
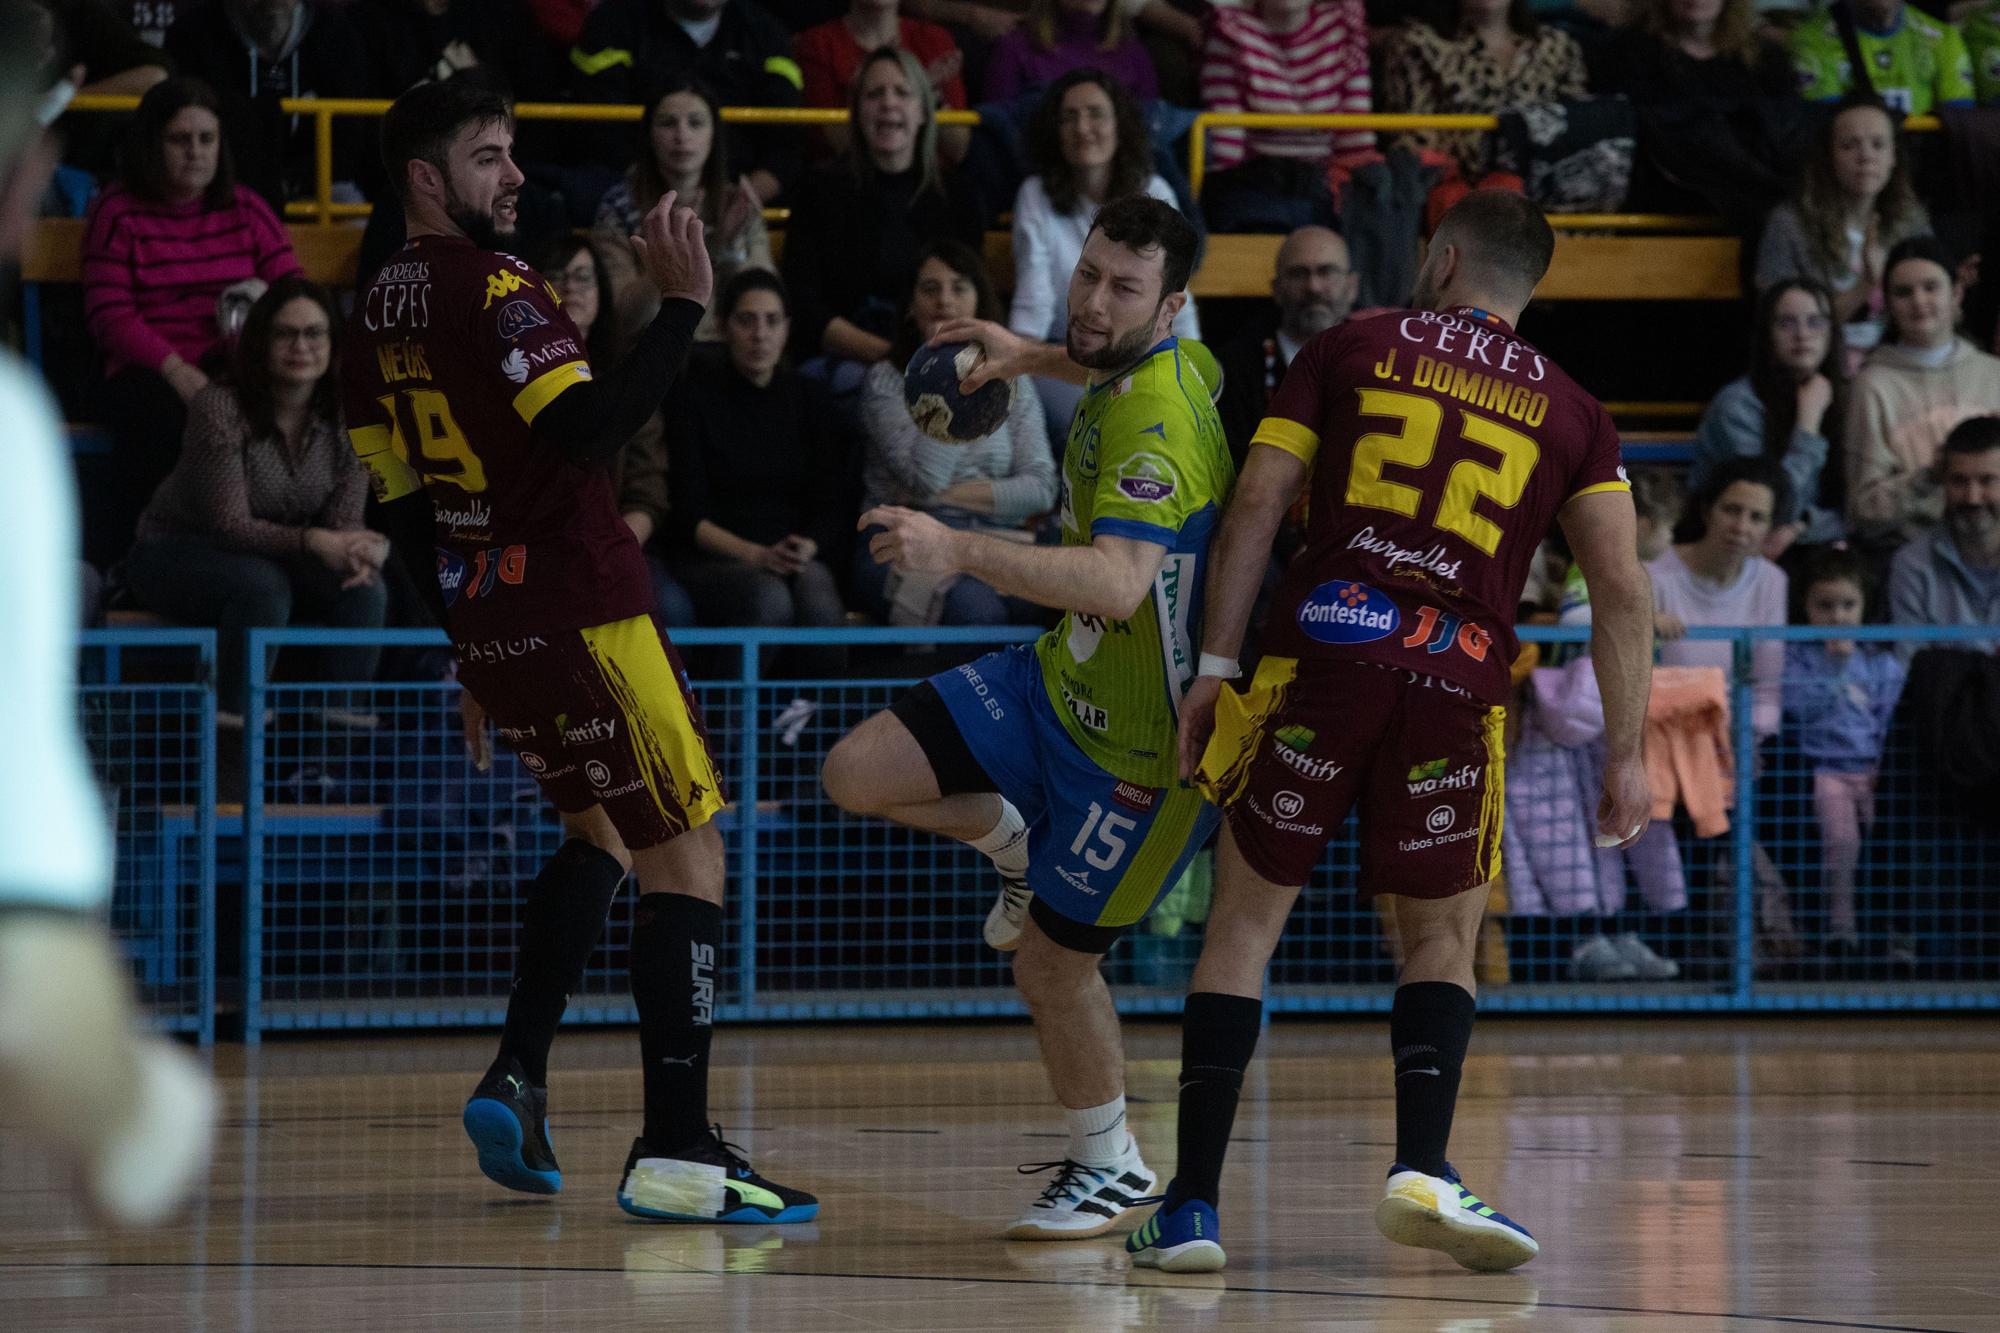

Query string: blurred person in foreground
0 0 215 1229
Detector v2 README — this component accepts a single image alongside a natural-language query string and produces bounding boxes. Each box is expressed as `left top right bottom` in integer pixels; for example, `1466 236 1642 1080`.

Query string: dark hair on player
380 76 513 205
1027 69 1152 218
121 76 237 210
891 240 1002 365
1879 234 1962 347
233 274 342 444
718 267 790 323
1088 194 1199 305
1678 455 1792 545
1942 414 2000 459
1432 190 1555 305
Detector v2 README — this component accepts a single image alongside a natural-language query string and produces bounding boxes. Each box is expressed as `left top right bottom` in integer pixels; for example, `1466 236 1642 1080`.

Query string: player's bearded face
442 164 518 249
1068 303 1164 371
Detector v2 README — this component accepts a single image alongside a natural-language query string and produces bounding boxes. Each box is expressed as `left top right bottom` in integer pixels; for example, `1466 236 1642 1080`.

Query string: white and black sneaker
984 871 1033 952
1006 1138 1157 1240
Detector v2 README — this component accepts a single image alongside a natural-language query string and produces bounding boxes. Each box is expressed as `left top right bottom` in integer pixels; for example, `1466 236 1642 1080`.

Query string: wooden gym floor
1 1017 1992 1332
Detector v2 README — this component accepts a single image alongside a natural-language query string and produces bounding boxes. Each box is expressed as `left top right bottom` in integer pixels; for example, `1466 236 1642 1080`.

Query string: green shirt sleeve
1936 21 1977 106
1087 391 1202 548
1791 16 1849 102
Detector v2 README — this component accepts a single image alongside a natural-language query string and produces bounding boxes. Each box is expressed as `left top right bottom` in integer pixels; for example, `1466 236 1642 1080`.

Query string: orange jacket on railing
1645 666 1733 838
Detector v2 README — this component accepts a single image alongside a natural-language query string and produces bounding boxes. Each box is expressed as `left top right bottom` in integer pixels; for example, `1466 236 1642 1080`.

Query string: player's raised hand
632 189 712 309
928 318 1026 392
1177 674 1223 782
860 505 963 574
1594 752 1651 849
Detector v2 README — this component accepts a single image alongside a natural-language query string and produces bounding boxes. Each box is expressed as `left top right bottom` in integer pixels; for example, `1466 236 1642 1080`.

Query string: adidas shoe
1006 1140 1156 1240
1609 932 1679 981
1374 1162 1539 1272
462 1059 561 1195
984 870 1032 951
617 1125 819 1224
1126 1193 1225 1273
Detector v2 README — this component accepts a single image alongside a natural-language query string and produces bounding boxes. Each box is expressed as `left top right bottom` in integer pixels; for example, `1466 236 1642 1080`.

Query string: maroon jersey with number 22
341 233 654 644
1253 306 1630 703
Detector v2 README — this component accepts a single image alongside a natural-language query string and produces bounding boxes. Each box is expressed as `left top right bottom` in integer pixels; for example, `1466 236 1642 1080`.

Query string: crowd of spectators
16 0 2000 972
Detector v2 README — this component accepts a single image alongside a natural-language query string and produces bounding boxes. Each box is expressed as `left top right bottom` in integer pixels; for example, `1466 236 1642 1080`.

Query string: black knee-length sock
492 840 626 1086
630 892 723 1151
1389 981 1476 1177
1172 992 1264 1208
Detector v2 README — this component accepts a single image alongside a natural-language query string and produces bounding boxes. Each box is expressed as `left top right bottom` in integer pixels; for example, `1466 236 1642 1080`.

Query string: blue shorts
897 646 1219 953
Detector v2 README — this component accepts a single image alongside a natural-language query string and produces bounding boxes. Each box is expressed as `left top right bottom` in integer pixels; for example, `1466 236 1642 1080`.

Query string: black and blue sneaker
462 1059 561 1195
617 1125 819 1224
1126 1185 1225 1273
1375 1161 1538 1271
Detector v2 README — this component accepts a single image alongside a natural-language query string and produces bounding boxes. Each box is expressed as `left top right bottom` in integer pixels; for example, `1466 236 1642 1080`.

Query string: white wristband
1198 653 1241 680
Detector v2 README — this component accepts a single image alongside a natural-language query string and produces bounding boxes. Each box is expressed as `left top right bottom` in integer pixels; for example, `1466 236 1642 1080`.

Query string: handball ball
904 340 1013 444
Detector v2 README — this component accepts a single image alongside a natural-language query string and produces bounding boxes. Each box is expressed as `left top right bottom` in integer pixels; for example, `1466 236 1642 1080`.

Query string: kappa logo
482 268 530 309
501 348 530 384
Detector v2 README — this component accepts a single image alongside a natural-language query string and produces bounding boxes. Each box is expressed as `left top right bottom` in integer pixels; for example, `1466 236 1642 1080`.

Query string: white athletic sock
1065 1096 1130 1168
970 799 1029 877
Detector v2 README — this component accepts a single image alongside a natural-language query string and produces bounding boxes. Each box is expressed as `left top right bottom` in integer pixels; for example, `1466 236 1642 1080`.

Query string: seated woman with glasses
124 276 389 725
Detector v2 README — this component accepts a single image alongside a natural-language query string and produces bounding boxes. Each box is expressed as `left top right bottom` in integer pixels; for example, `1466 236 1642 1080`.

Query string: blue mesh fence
217 625 1998 1037
80 630 216 1044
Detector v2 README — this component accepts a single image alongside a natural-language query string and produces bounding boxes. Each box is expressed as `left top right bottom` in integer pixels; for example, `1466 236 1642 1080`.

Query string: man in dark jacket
1215 225 1358 467
569 0 803 202
165 0 370 207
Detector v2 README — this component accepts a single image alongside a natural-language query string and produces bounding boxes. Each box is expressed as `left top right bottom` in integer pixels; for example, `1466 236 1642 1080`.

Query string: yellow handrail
64 95 1944 228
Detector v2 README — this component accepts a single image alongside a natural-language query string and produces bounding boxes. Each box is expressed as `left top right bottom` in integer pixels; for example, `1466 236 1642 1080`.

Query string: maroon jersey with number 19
341 233 653 644
1253 306 1630 703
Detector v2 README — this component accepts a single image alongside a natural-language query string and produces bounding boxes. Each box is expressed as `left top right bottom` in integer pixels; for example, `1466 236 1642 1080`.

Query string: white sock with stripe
970 799 1029 877
1066 1096 1130 1168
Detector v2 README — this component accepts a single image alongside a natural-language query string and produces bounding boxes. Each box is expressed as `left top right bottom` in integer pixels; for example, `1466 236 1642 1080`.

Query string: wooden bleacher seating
24 218 1743 303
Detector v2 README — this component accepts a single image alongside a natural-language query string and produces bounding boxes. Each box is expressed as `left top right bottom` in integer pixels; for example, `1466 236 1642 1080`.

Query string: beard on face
443 173 515 250
1067 309 1162 371
1283 297 1344 341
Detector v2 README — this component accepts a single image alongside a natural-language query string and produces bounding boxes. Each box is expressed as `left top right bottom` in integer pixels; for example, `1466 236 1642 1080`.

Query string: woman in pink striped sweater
1197 0 1372 233
82 76 301 566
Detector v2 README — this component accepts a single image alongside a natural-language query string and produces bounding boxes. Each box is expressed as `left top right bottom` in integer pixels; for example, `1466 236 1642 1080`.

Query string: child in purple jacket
1782 549 1907 959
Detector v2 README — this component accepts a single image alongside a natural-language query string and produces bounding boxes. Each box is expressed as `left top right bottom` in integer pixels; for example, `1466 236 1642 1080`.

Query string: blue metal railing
78 622 2000 1038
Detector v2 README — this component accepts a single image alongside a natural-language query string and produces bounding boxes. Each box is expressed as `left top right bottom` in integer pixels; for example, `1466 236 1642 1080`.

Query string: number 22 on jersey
1344 387 1539 557
354 388 488 495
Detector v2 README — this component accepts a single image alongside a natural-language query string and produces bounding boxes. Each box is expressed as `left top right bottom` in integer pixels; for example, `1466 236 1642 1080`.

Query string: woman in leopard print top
1378 0 1587 183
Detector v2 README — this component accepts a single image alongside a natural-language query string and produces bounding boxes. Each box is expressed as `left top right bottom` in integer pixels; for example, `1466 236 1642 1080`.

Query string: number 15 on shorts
1071 802 1136 871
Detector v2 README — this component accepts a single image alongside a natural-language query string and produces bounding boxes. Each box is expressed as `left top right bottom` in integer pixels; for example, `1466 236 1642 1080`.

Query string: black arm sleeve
532 298 703 467
372 491 449 628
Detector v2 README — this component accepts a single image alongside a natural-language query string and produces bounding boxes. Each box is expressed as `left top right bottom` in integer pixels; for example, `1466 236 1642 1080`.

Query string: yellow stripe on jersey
1099 786 1208 928
348 423 422 502
1196 654 1300 808
1476 705 1507 885
1569 479 1633 501
578 616 726 839
570 46 632 75
1251 416 1320 465
512 361 592 426
763 55 804 89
